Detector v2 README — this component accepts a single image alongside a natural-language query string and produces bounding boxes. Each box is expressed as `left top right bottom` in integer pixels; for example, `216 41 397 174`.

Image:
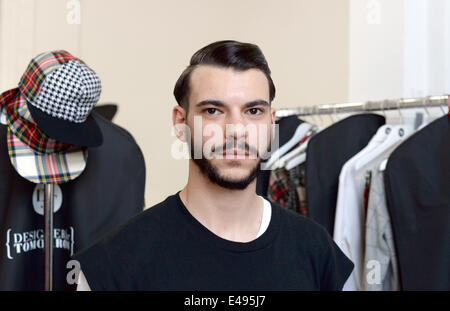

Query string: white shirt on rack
333 128 389 291
334 124 414 291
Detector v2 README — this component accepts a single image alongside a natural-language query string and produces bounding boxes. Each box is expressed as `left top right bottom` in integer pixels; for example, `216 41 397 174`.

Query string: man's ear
173 105 188 142
271 107 276 124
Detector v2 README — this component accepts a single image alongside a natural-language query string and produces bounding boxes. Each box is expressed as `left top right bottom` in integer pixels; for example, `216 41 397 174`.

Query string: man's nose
225 110 247 141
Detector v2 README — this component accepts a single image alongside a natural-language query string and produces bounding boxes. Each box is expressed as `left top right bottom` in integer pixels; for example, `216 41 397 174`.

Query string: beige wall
0 0 349 206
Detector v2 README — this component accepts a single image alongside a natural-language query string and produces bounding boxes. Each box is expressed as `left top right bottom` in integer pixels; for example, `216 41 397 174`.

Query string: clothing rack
275 95 448 118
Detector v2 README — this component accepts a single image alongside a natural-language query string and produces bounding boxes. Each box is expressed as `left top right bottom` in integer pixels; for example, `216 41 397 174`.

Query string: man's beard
190 139 263 190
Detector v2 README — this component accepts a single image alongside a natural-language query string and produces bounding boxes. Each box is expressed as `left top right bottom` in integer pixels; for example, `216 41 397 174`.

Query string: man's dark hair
173 40 276 113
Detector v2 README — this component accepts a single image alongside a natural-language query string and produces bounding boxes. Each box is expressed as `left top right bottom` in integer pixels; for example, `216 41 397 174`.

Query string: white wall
348 0 450 102
348 0 404 102
0 0 350 206
403 0 450 98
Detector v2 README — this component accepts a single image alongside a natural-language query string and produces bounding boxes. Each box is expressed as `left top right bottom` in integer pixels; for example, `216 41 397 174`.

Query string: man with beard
74 40 353 291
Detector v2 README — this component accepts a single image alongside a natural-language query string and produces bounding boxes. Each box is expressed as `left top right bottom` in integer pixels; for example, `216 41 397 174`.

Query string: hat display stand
1 50 103 291
1 108 58 290
1 108 85 291
12 167 83 291
12 164 83 291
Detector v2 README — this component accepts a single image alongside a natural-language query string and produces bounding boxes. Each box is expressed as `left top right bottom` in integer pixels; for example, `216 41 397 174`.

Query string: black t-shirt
0 112 146 290
74 192 353 290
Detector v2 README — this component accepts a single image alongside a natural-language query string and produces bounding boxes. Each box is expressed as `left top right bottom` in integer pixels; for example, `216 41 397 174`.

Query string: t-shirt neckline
256 196 272 238
173 191 280 253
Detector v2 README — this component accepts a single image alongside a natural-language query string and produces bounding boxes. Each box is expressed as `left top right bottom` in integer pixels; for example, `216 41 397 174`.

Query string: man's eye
205 108 220 115
248 108 263 115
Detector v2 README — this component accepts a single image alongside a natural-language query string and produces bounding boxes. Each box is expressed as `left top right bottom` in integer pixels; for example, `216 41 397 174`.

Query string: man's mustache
209 140 259 157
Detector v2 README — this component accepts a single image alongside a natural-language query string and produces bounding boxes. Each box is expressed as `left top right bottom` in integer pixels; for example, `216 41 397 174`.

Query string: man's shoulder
77 194 178 254
269 200 333 245
269 201 350 276
112 194 178 236
73 194 181 287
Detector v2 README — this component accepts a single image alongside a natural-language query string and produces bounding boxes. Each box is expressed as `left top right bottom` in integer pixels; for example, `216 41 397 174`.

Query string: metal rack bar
275 95 449 118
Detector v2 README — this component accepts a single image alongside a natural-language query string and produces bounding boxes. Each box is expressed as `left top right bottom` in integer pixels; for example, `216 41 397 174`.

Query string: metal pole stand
44 184 54 291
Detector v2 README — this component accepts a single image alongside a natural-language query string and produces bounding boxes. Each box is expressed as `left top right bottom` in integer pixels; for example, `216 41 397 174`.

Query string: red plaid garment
268 167 290 207
0 88 76 153
267 135 312 208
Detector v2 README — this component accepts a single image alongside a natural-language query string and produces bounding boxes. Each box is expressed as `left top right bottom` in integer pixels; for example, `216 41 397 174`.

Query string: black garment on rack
0 112 146 290
384 115 450 290
256 115 305 197
305 114 385 234
92 104 118 122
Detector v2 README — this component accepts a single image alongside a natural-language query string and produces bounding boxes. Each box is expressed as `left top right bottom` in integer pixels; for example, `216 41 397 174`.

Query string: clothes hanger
276 125 319 170
355 99 413 171
264 121 312 169
283 107 340 170
439 101 446 116
334 105 341 122
284 106 344 170
328 105 342 124
328 111 335 124
379 98 440 172
341 101 392 172
284 150 307 170
371 100 391 138
304 106 321 128
316 108 324 127
282 135 311 170
270 108 323 170
283 124 327 170
417 97 434 128
270 126 314 170
334 99 389 172
380 99 387 119
397 97 422 130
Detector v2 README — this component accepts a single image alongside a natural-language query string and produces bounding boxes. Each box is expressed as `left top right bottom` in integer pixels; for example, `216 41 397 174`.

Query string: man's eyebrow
243 100 270 108
195 100 226 108
195 100 269 109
